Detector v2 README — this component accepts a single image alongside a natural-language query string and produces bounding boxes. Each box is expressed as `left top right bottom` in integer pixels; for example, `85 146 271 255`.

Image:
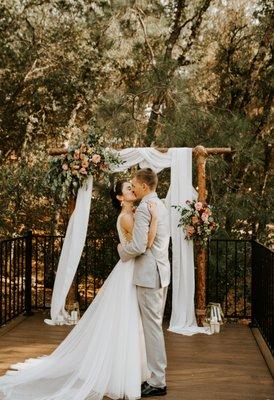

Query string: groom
118 168 170 397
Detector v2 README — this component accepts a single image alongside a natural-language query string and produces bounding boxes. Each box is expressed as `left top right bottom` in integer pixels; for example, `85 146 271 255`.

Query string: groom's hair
136 168 158 190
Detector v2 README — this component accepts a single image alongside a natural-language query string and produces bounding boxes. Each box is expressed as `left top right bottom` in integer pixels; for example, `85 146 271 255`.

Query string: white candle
216 306 221 322
71 311 78 321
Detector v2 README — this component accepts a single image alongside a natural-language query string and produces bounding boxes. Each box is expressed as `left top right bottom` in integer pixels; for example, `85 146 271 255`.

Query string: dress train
0 256 149 400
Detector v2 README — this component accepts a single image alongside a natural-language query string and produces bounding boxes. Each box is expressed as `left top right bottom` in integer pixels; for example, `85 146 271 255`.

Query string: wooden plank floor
0 312 273 400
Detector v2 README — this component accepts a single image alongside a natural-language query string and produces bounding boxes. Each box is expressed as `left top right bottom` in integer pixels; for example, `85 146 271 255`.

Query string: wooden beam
49 148 68 156
48 146 233 156
157 147 233 155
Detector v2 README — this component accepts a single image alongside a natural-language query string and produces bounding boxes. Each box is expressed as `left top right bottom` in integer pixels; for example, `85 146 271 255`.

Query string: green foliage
0 0 272 246
0 153 59 236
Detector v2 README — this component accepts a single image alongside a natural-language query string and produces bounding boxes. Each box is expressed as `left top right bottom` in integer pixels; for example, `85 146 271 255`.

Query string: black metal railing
1 232 254 319
0 234 31 325
251 241 273 355
30 233 119 311
206 239 252 319
1 232 273 356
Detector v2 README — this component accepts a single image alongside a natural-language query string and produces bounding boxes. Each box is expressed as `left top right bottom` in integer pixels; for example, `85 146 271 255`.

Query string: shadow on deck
0 312 273 400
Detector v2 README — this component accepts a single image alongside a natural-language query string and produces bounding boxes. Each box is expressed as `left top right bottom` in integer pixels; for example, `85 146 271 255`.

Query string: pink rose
186 226 195 236
62 163 68 171
79 167 88 175
91 154 101 164
194 202 203 211
201 212 208 221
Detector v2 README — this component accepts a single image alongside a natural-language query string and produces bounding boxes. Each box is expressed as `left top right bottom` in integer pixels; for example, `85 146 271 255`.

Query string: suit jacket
118 192 171 288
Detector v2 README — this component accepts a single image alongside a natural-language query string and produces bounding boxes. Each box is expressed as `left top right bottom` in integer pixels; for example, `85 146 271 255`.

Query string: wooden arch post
49 145 232 324
66 198 78 310
193 145 232 325
194 145 208 326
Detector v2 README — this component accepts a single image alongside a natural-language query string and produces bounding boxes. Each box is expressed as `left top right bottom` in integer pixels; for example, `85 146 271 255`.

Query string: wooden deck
0 312 273 400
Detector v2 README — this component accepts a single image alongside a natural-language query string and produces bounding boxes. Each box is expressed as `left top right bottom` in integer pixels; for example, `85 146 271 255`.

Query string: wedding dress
0 214 149 400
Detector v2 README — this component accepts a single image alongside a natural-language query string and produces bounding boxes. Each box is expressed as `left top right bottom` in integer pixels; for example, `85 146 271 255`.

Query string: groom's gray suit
118 191 170 388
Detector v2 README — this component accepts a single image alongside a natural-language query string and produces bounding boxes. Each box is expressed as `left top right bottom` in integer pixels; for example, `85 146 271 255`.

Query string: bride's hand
148 201 157 218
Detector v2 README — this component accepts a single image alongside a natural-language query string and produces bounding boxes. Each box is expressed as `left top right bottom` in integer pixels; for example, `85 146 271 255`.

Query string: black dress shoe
141 384 167 397
141 381 149 391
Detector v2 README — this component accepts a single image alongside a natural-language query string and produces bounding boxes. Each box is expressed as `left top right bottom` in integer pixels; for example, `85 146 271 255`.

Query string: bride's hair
110 180 127 210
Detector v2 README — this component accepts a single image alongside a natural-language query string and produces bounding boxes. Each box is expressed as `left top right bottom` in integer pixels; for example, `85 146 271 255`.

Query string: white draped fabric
50 176 93 323
165 150 210 335
49 147 211 335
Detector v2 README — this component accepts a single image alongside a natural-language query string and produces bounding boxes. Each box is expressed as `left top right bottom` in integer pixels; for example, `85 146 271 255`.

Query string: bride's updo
110 180 127 210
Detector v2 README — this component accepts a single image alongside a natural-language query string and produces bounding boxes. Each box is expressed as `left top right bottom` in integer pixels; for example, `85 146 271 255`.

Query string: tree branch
164 0 186 60
177 0 212 66
135 7 156 67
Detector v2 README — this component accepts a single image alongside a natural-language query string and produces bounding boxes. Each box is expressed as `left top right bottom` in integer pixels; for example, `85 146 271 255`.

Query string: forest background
0 0 273 245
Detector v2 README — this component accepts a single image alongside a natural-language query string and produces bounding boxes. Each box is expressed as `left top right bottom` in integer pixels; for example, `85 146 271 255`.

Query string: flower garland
47 131 122 201
173 200 219 247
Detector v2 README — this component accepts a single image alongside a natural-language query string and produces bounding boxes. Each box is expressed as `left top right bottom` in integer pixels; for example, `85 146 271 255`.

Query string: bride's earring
121 200 124 207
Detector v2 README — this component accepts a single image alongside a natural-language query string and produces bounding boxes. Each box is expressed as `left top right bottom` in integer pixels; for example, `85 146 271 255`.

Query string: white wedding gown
0 215 149 400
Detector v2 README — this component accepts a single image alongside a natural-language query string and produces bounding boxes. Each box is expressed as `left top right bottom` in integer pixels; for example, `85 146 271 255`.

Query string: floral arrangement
173 200 219 246
47 130 122 201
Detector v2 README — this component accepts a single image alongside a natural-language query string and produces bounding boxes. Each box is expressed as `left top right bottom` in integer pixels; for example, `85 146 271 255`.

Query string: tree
0 0 272 245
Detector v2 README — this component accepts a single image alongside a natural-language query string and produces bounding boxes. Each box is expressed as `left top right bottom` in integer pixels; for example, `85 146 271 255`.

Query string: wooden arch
49 145 232 325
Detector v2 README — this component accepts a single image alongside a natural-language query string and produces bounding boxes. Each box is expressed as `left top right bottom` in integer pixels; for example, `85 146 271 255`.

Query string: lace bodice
117 213 132 245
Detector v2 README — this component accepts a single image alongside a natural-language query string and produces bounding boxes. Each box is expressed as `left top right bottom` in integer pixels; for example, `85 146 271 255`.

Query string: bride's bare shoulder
119 212 134 231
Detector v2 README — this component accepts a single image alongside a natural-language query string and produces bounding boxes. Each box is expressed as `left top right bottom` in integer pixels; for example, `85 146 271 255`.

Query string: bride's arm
147 202 158 249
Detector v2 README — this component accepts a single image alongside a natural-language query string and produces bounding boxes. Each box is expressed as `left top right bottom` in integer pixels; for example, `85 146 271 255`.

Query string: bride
0 180 159 400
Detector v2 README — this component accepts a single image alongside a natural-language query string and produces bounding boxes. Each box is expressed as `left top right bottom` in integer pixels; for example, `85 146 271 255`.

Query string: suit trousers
137 273 168 388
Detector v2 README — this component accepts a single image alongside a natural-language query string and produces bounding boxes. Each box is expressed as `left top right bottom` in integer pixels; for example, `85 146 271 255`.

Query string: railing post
250 237 256 328
24 230 33 316
0 242 2 326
